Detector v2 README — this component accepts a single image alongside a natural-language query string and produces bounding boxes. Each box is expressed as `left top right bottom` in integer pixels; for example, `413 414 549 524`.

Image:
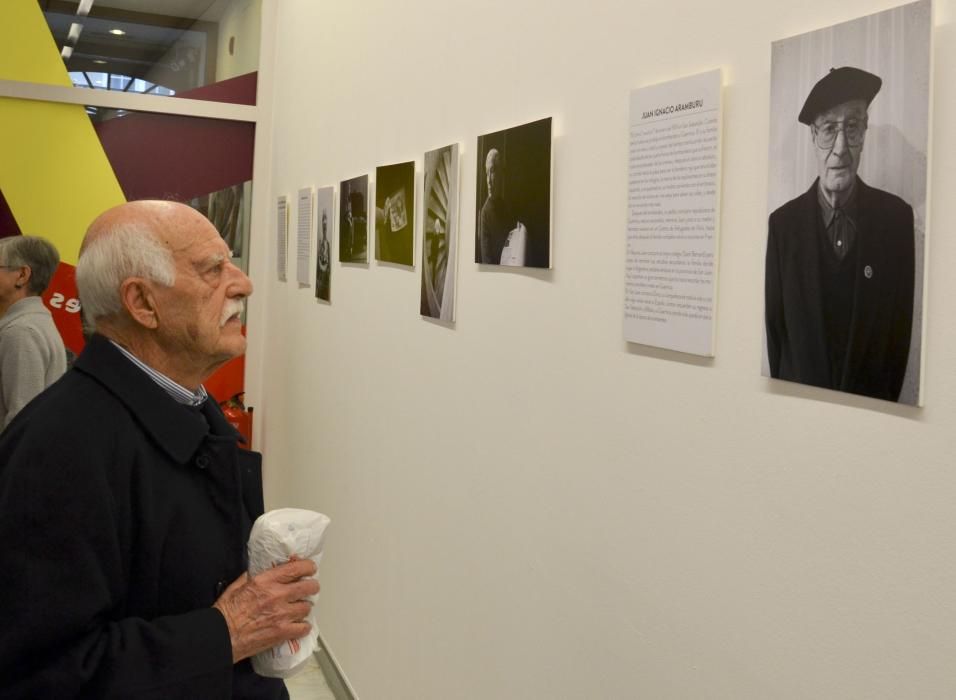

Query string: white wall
210 0 261 81
248 1 956 697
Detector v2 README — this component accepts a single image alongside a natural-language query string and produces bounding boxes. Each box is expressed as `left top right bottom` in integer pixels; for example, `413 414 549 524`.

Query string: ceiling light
68 22 83 43
108 28 126 36
76 0 94 17
92 59 107 65
61 46 73 59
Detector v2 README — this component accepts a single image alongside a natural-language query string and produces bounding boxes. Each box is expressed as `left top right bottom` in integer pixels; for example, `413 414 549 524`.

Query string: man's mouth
220 302 245 327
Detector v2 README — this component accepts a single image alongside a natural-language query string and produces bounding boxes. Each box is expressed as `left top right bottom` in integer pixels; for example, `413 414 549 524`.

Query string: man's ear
13 265 31 290
119 278 159 329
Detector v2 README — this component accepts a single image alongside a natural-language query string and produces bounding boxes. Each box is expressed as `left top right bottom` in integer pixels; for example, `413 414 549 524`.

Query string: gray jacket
0 296 67 430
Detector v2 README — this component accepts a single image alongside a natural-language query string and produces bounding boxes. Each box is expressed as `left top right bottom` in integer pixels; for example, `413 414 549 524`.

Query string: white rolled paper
247 508 330 678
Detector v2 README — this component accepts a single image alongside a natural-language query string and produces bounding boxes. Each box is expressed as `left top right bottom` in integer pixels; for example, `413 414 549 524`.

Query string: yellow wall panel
0 98 125 265
0 0 72 86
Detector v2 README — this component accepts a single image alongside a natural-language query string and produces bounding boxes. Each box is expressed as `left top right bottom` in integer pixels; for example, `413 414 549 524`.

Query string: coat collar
0 296 49 331
73 334 239 464
801 176 873 218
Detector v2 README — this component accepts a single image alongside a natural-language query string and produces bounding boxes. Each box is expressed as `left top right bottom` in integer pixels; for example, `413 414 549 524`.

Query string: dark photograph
339 174 369 263
374 161 415 266
475 117 552 268
421 144 460 320
192 182 247 259
315 186 334 301
764 0 930 405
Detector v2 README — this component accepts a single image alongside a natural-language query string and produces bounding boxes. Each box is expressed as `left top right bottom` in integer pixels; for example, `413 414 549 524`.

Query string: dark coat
477 195 515 264
765 177 914 401
0 335 287 699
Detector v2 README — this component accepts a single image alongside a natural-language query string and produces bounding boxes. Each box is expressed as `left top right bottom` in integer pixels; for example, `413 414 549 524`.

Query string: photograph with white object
375 161 415 266
474 117 552 268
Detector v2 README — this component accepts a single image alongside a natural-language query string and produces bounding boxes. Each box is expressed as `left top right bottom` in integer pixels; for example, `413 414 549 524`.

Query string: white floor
285 653 336 700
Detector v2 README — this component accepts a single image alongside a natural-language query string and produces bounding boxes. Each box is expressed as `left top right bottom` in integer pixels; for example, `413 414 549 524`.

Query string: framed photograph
374 161 415 266
764 0 930 405
475 117 552 269
339 174 369 263
420 144 460 321
315 186 334 301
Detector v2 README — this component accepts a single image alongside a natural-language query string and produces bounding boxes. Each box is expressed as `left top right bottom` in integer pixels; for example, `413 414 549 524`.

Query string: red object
178 71 258 106
204 352 245 404
220 393 253 448
41 262 84 356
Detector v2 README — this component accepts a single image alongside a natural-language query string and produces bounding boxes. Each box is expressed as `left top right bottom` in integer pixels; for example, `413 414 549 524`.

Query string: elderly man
316 208 331 301
765 66 914 401
0 201 318 698
477 148 526 265
0 235 66 430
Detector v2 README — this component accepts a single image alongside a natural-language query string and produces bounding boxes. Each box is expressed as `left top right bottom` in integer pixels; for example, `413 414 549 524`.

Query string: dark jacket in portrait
0 334 286 699
477 195 516 264
765 177 914 401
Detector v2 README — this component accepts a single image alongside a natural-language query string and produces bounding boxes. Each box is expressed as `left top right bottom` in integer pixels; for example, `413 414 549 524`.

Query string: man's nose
831 127 849 156
230 264 254 297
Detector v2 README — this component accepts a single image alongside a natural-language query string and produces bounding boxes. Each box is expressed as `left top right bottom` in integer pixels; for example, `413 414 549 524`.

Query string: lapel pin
864 265 873 279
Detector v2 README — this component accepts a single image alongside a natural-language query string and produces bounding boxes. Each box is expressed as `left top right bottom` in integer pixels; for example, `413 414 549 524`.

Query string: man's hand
213 558 320 663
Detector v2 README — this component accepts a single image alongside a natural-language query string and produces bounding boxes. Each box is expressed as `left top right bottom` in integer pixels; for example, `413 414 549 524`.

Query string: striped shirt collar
109 340 208 407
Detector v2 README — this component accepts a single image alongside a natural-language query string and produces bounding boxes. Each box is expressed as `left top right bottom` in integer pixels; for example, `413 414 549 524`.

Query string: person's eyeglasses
812 118 867 149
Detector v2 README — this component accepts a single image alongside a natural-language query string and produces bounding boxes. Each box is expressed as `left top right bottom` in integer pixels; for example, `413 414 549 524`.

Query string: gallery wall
248 0 956 697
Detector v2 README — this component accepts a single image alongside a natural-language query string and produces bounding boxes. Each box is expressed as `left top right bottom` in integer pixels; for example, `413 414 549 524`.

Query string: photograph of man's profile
475 117 552 269
763 0 930 405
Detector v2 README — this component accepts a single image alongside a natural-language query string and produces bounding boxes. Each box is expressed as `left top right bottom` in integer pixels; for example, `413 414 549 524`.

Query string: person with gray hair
477 147 528 265
0 201 318 699
765 67 914 401
0 235 67 430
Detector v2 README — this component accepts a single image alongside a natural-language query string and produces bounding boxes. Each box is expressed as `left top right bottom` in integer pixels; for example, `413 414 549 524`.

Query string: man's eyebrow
196 252 227 269
816 116 865 126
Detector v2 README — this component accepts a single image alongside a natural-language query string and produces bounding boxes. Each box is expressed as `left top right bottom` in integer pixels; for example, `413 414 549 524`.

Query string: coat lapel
794 180 831 371
841 178 885 388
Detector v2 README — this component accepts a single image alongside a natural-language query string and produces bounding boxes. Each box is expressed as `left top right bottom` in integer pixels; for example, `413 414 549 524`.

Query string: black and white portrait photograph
421 144 460 321
194 182 247 259
475 117 552 269
374 161 415 266
315 186 334 302
339 174 369 263
764 0 930 405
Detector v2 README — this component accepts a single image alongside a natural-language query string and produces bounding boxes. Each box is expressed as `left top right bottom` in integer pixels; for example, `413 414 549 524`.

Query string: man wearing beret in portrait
765 66 915 402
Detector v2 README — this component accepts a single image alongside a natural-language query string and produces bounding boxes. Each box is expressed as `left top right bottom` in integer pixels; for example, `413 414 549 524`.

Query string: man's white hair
75 222 176 332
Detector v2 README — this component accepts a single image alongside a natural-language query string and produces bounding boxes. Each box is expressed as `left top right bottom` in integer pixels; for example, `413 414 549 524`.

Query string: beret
798 66 882 125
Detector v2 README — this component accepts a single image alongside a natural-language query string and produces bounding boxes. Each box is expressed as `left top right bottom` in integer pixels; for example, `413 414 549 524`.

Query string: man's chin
226 339 247 358
825 168 855 188
215 335 247 361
